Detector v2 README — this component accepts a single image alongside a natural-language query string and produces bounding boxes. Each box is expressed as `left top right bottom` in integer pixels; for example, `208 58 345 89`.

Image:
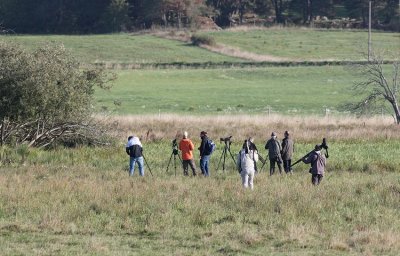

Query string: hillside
2 28 399 67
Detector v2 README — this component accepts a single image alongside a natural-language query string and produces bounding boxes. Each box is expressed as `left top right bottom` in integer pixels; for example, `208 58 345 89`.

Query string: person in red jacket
179 131 197 176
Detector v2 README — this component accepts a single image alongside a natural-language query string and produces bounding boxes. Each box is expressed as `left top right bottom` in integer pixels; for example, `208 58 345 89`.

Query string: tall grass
1 115 399 254
0 160 399 254
109 114 400 143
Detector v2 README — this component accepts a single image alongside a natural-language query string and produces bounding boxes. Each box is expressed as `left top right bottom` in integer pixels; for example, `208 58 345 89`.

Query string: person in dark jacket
126 136 144 176
281 131 294 174
265 132 283 176
198 131 211 176
302 145 326 185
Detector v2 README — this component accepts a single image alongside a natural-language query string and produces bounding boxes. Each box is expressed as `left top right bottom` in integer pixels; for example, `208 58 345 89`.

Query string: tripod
259 153 268 173
142 154 154 176
165 140 182 176
217 139 237 171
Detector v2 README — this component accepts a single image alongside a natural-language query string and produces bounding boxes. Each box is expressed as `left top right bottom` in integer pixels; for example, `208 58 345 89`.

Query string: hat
200 131 207 136
271 132 276 137
183 131 188 138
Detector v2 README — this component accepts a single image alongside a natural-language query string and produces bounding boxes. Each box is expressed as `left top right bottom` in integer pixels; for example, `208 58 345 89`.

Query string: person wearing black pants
281 131 294 174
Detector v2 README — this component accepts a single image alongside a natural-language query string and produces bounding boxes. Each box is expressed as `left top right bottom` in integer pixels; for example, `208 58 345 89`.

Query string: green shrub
191 34 216 46
0 41 116 147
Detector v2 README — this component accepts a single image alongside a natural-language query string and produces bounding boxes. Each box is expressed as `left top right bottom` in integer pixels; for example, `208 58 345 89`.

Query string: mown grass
0 34 242 64
201 28 400 61
2 29 398 65
95 66 365 115
0 138 399 255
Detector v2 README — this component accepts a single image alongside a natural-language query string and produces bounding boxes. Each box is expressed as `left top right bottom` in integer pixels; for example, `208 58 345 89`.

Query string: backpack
204 139 216 155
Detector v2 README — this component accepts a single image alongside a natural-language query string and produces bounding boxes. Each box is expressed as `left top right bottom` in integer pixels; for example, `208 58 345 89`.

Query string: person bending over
126 135 144 176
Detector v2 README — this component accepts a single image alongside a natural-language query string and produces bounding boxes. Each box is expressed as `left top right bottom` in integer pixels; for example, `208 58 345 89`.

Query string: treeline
0 0 398 34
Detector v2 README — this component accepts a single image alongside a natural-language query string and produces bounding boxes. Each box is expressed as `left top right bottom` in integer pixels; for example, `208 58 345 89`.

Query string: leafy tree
129 0 209 28
237 0 256 24
253 0 274 18
343 54 400 124
341 0 394 28
376 0 400 31
288 0 335 23
206 0 238 26
0 42 115 147
100 0 130 32
270 0 290 24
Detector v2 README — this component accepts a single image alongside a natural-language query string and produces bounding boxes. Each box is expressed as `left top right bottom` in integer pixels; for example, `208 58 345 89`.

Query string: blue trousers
200 155 210 176
129 156 144 176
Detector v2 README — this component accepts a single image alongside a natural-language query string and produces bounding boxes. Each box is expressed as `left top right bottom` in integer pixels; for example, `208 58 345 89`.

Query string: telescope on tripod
165 139 182 176
216 136 236 171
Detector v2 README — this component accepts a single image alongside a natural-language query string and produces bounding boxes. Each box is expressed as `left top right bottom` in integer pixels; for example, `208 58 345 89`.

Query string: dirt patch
201 43 292 62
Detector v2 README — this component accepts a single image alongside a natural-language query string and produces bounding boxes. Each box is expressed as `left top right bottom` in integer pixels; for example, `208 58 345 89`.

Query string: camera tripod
142 154 154 176
165 139 182 176
217 137 237 171
258 153 268 173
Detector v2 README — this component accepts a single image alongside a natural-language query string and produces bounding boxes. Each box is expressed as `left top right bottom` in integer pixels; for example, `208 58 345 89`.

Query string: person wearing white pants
237 138 259 190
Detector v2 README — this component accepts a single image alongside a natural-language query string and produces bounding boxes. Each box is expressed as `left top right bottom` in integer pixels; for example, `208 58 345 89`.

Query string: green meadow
95 66 360 115
0 34 241 64
2 29 398 64
1 28 400 255
201 28 400 60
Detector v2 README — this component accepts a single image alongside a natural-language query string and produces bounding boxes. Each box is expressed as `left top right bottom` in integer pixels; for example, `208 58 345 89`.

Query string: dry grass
200 42 292 62
106 114 400 143
1 165 399 254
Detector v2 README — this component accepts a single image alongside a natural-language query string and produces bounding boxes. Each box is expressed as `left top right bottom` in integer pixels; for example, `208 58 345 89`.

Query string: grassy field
1 28 399 255
2 29 398 65
95 66 366 115
0 34 242 64
1 116 399 255
200 28 400 61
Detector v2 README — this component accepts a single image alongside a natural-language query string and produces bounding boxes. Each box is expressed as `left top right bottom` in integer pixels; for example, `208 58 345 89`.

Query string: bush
0 42 116 147
191 34 216 46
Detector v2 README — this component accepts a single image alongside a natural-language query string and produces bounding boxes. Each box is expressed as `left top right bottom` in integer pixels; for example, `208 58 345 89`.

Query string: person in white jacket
237 138 259 190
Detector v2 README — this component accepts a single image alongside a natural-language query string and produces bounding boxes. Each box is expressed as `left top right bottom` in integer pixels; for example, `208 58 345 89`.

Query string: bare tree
344 53 399 124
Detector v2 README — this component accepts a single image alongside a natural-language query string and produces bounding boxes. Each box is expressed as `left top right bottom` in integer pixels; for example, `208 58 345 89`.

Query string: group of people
178 130 212 177
125 130 327 188
125 131 213 177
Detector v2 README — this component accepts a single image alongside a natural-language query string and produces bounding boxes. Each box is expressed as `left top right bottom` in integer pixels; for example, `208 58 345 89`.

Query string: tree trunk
178 12 182 29
239 0 244 25
271 0 284 24
0 118 4 146
392 101 400 124
162 13 167 27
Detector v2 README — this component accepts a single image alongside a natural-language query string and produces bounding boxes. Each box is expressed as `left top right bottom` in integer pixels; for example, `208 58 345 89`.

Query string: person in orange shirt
179 131 197 176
